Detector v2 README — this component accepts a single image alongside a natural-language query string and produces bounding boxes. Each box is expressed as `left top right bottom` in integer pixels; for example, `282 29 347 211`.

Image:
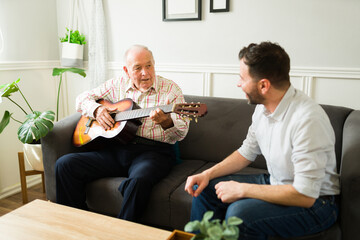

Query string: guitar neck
114 104 174 122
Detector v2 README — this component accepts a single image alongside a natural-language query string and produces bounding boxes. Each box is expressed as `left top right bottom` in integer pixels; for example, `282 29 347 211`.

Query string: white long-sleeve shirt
238 85 340 198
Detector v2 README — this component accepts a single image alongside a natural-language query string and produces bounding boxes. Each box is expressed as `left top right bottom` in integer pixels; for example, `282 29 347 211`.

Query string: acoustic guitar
72 98 207 147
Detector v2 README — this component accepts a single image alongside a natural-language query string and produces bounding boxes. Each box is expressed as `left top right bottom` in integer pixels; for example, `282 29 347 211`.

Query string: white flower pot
23 143 43 171
61 42 84 68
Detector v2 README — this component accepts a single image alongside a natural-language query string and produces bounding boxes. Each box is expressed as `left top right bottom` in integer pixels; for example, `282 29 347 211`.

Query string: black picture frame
163 0 202 22
210 0 229 13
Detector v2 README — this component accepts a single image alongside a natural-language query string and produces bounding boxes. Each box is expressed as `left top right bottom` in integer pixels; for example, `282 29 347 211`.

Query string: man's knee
226 199 265 223
55 153 78 174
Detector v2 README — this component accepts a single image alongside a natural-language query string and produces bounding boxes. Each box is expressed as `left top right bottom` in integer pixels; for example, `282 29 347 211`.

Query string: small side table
18 152 46 204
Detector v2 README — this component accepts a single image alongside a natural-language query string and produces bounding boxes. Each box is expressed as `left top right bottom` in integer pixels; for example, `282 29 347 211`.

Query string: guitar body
73 99 142 147
72 98 207 147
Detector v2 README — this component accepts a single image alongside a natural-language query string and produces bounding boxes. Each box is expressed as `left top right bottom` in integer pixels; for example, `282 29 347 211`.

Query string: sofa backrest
181 95 353 173
320 105 353 172
180 95 262 165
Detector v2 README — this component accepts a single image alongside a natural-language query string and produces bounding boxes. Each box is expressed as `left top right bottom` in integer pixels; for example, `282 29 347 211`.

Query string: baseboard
0 175 42 200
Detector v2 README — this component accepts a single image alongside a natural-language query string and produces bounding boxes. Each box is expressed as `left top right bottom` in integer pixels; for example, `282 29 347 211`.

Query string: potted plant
0 78 55 171
60 28 86 68
52 67 86 122
181 211 243 240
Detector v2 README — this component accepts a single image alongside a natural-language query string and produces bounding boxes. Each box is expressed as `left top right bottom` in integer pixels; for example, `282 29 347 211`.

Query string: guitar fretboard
114 104 174 122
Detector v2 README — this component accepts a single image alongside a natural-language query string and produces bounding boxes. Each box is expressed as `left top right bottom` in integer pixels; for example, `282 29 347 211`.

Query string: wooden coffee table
0 199 172 240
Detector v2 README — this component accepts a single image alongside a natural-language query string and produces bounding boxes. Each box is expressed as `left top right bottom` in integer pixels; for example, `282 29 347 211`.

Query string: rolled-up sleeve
238 124 262 161
76 78 119 118
291 116 335 198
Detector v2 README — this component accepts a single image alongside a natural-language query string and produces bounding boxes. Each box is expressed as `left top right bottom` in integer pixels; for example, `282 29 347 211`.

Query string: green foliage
184 211 243 240
52 68 86 121
60 28 86 45
0 79 55 144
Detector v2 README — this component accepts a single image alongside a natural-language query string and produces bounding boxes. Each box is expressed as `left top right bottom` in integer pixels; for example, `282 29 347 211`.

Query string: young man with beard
185 42 339 239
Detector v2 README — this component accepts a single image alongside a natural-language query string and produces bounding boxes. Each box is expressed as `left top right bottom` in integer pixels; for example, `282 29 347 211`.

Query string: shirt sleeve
75 78 119 118
238 107 262 161
162 88 190 144
291 114 335 198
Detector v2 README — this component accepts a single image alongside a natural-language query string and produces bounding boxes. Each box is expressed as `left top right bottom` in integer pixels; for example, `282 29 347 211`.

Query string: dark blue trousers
55 142 175 222
191 174 338 239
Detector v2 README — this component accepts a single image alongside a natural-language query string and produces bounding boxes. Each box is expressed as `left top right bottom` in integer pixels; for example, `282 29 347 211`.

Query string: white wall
0 0 360 199
61 0 360 113
0 0 59 198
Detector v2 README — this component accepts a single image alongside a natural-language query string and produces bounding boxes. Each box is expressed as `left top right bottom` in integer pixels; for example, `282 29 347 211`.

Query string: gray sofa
42 95 360 240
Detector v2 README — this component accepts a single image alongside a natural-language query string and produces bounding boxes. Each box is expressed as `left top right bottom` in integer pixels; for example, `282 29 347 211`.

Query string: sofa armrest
41 113 81 201
340 110 360 240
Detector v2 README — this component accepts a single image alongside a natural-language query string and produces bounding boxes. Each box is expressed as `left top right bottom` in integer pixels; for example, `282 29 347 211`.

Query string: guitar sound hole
110 113 116 120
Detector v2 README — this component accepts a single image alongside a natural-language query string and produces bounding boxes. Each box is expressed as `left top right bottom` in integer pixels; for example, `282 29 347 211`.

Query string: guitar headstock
173 102 208 122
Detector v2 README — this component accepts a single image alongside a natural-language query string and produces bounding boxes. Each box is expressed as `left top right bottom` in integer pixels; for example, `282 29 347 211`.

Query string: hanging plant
60 28 86 68
60 28 87 45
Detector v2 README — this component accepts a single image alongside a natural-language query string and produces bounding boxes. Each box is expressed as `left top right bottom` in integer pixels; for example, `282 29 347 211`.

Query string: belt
131 137 170 147
319 195 333 201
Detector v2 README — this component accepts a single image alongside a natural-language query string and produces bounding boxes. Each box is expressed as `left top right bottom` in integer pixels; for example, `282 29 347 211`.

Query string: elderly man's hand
149 108 174 130
94 106 116 130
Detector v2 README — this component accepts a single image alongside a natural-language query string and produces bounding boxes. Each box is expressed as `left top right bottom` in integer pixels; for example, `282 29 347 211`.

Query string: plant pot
23 143 43 171
61 42 84 68
166 230 195 240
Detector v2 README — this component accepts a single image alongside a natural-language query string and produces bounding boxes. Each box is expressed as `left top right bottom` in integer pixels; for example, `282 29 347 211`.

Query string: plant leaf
207 225 222 240
17 110 55 143
0 111 12 134
184 220 201 232
222 226 237 237
0 78 20 97
52 68 86 77
203 211 214 222
227 216 243 226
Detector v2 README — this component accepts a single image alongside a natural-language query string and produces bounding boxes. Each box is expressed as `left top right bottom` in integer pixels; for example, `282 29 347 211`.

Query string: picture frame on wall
210 0 229 13
163 0 202 21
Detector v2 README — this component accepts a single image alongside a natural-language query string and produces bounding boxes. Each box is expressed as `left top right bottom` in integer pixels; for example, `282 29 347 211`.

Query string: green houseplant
0 78 55 171
184 211 243 240
0 78 55 144
60 28 87 45
60 28 86 68
52 67 86 122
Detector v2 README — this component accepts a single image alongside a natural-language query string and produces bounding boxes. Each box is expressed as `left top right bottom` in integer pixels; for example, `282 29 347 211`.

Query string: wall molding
1 60 360 79
0 60 60 71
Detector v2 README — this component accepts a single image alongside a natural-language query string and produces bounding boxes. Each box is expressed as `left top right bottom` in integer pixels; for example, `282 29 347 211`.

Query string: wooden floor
0 183 47 217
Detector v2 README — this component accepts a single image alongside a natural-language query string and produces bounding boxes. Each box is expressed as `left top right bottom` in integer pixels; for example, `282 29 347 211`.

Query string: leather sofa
42 95 360 240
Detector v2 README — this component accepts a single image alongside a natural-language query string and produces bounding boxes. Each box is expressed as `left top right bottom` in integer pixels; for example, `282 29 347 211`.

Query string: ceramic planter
61 42 84 68
23 143 43 171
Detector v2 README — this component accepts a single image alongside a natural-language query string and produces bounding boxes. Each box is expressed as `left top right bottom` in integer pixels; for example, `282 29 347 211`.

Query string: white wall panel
211 73 245 99
157 71 205 96
313 78 360 110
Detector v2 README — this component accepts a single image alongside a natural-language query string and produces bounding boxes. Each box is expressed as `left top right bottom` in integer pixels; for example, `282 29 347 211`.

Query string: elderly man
185 42 339 239
56 45 189 222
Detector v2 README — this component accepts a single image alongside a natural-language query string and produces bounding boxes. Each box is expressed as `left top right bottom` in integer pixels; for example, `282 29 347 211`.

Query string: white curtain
69 0 107 88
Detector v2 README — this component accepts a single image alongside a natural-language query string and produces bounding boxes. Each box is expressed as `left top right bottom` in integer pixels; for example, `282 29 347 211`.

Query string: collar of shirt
262 85 296 122
125 75 159 94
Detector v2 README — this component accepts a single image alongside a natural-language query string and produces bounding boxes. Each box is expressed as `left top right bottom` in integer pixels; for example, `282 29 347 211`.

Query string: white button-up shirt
238 85 340 198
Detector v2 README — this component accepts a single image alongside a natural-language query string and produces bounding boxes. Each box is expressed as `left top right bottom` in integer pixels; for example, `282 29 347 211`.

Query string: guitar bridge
84 118 94 134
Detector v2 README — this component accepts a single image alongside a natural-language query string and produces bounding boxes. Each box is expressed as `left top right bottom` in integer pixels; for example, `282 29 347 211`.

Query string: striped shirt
76 72 190 144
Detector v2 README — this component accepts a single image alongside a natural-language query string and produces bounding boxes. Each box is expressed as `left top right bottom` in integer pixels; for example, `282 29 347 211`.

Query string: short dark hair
238 42 290 89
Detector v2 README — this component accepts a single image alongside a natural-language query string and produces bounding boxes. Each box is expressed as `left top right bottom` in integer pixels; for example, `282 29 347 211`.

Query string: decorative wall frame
163 0 202 21
210 0 229 12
